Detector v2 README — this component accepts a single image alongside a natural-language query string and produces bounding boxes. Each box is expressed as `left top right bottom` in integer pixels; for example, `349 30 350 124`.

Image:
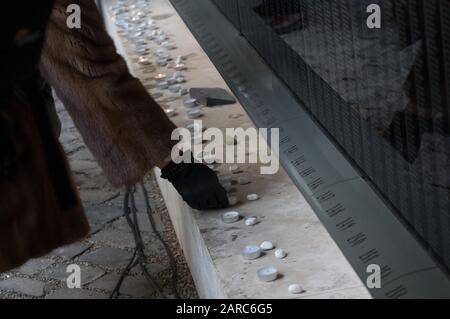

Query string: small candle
175 63 186 71
175 56 184 64
183 98 197 108
257 266 279 282
165 108 176 117
156 81 168 89
157 58 168 66
179 88 189 96
169 84 181 93
186 108 202 119
242 245 261 260
154 73 166 81
167 76 177 85
138 56 151 65
162 42 176 50
222 211 240 224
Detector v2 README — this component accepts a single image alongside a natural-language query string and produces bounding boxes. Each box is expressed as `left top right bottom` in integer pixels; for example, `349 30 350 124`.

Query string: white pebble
288 284 304 294
245 217 257 226
247 193 259 201
274 249 287 259
260 241 274 251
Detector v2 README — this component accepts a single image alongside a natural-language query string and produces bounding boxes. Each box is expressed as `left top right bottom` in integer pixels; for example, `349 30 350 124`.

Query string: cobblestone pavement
0 97 198 299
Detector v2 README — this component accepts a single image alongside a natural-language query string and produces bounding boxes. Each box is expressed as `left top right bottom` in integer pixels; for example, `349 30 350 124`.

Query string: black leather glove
161 160 229 210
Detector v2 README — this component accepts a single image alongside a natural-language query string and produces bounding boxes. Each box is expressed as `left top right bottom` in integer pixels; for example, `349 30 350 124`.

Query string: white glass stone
247 193 259 201
288 284 304 294
274 249 287 259
245 217 257 226
260 241 274 251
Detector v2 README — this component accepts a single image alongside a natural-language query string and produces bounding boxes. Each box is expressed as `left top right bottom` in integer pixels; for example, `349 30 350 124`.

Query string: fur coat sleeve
39 0 177 187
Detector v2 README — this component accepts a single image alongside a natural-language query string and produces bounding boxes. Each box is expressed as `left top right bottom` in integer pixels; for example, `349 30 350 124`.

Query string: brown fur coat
0 0 175 272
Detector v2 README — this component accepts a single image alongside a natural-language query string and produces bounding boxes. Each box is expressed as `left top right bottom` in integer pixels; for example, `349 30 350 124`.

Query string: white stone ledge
102 0 371 299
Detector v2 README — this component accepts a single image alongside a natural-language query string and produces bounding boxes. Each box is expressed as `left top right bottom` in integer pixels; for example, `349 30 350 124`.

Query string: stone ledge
102 0 371 299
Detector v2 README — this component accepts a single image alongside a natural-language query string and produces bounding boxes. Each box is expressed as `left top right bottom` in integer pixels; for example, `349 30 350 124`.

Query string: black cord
140 182 180 299
109 184 179 299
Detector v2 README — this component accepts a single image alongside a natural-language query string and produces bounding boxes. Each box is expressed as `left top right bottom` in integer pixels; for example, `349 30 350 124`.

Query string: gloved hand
160 159 229 210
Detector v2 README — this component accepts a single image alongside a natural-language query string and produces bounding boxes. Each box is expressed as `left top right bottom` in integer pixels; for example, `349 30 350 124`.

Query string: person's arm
39 0 176 187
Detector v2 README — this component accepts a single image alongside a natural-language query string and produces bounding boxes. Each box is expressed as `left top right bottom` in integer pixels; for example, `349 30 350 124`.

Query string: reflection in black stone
211 0 449 270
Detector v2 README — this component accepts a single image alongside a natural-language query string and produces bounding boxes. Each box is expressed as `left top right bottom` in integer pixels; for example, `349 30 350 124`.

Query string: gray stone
49 243 92 260
78 247 132 269
189 87 236 106
17 258 55 276
84 205 123 227
46 288 108 299
69 159 99 172
119 276 157 298
89 229 139 249
87 273 122 292
69 147 93 161
113 213 164 233
79 189 121 205
44 265 105 285
130 262 166 276
0 278 45 297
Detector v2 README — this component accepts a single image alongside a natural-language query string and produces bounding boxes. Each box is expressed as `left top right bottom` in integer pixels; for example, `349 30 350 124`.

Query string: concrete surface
103 0 372 299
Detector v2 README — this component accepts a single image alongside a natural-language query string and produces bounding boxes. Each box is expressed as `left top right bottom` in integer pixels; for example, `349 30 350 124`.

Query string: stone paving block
16 258 55 276
69 159 99 172
89 229 140 249
87 273 122 292
119 275 157 298
79 189 121 205
0 278 45 297
84 205 123 227
49 243 92 260
77 247 132 269
130 262 166 276
44 264 105 286
46 288 108 299
113 213 164 233
68 147 93 161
